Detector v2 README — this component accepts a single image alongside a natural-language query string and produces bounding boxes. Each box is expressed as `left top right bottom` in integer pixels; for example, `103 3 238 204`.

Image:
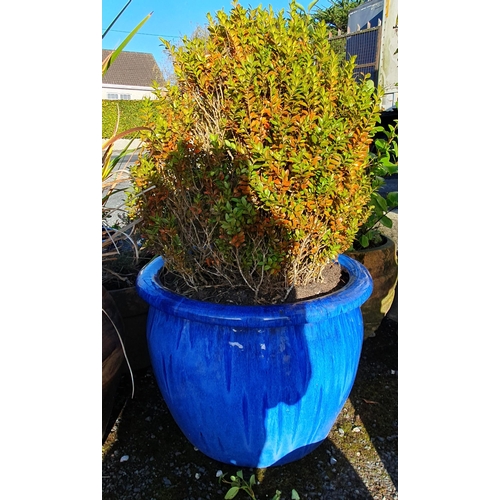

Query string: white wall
379 0 398 109
102 84 157 100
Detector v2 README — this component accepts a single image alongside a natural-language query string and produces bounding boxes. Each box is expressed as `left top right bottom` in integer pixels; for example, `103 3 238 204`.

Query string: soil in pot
158 261 346 306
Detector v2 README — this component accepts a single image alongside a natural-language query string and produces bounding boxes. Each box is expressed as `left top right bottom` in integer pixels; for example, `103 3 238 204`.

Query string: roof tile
102 49 165 87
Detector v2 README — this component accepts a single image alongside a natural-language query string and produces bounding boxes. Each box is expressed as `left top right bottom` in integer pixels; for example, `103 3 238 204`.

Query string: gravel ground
102 315 398 500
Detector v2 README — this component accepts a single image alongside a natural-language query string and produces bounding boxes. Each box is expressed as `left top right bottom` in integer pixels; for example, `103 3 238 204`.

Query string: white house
102 49 165 100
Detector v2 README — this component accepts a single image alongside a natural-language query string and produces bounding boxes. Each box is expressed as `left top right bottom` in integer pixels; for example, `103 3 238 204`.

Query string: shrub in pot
347 115 398 337
129 0 383 467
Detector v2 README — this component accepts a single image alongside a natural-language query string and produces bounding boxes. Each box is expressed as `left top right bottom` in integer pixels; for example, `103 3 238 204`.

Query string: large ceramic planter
346 236 398 338
136 255 372 468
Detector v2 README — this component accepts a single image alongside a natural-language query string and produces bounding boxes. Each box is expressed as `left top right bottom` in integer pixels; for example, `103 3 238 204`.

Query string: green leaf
380 215 392 228
384 164 398 175
372 193 387 212
295 2 306 13
225 487 240 499
386 192 398 207
374 138 388 151
249 475 256 487
292 490 301 500
307 0 319 11
360 234 369 248
236 470 244 480
102 12 152 76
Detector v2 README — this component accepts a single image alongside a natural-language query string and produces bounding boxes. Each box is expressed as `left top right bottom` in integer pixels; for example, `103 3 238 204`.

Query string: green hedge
102 99 148 139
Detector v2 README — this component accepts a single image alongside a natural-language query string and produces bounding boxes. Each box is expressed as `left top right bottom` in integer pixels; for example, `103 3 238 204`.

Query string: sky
102 0 332 74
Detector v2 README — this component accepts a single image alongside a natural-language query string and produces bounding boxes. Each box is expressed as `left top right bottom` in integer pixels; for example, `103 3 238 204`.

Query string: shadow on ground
102 317 397 499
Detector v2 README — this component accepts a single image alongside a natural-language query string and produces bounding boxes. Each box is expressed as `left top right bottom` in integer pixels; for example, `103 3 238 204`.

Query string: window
107 93 119 100
120 94 131 100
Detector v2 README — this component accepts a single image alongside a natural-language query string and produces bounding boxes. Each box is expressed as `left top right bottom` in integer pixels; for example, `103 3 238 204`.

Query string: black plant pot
102 287 125 441
108 285 150 371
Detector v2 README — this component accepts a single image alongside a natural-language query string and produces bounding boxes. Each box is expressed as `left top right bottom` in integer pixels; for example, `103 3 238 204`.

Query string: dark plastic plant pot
108 286 150 371
102 287 125 441
136 255 373 467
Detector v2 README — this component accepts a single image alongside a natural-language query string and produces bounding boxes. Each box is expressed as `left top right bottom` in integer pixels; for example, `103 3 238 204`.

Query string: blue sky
102 0 332 73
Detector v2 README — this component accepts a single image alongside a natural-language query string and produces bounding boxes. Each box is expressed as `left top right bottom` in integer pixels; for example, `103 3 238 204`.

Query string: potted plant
102 139 154 373
102 133 141 439
346 113 398 337
129 0 383 467
102 11 154 440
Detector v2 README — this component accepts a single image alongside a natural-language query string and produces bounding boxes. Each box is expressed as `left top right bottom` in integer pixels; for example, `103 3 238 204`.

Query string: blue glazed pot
136 255 373 467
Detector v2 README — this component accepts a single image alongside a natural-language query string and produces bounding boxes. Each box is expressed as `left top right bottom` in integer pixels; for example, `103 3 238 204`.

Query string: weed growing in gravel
218 469 300 499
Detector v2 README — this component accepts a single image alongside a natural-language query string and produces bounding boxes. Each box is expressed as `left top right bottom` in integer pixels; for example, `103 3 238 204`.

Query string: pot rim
347 235 395 255
136 255 373 327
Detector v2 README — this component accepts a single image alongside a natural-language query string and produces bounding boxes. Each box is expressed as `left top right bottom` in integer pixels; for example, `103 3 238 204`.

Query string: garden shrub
129 1 382 304
102 100 148 139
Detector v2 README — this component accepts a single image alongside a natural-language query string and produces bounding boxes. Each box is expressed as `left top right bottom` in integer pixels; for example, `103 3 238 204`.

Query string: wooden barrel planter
346 236 398 338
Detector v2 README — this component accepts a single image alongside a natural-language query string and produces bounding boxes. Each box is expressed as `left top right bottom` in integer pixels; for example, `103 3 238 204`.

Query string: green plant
102 11 155 401
102 100 150 139
128 0 382 304
102 138 148 287
102 12 151 76
218 470 300 500
312 0 365 33
102 12 153 285
352 112 398 249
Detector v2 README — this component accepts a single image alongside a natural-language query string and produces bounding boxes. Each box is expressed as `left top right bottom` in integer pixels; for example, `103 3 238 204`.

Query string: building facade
102 50 165 100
